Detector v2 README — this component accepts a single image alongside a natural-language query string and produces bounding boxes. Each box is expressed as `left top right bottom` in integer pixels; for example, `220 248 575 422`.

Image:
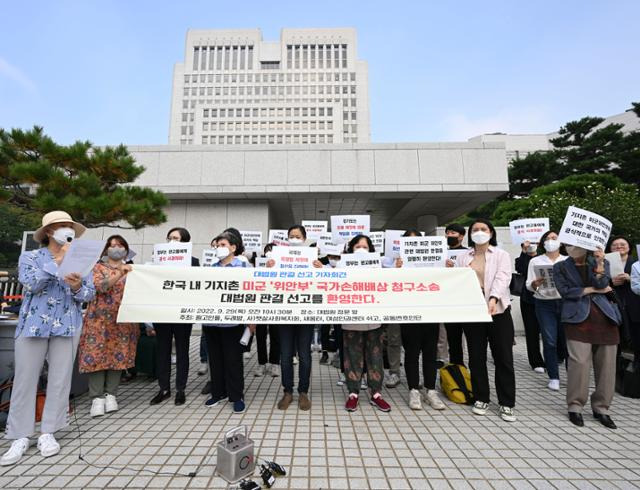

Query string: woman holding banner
554 245 621 429
526 231 568 391
456 219 517 422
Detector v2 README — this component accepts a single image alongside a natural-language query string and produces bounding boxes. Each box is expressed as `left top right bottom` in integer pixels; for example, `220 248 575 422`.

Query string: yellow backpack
439 363 473 405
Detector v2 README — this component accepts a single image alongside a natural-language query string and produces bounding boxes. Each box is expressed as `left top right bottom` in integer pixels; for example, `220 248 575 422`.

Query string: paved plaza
1 336 640 489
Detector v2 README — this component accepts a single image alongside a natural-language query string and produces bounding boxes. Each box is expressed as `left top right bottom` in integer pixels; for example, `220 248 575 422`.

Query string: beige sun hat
33 210 87 243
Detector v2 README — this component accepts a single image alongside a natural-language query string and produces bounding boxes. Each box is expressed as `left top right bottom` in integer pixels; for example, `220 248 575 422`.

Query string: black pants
463 308 516 407
630 321 640 365
444 323 465 365
401 323 440 390
204 325 245 402
257 325 280 365
335 325 345 373
520 300 545 369
155 323 192 392
320 325 333 352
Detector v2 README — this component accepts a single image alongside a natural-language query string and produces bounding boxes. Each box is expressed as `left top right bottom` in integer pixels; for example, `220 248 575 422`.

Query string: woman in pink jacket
456 219 517 422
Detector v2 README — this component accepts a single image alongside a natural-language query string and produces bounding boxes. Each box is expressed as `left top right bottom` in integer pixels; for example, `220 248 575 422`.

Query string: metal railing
0 276 23 302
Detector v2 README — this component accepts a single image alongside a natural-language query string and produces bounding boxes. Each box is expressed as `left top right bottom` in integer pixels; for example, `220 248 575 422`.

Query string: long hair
101 234 130 258
467 219 498 247
347 234 374 253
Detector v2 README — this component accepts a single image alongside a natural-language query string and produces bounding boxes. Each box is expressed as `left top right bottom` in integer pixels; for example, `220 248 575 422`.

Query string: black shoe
175 391 186 405
201 381 212 395
320 351 329 364
150 390 170 405
568 412 584 427
593 412 617 429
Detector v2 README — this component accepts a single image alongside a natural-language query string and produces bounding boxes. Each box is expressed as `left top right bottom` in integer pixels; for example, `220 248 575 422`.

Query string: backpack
439 363 474 405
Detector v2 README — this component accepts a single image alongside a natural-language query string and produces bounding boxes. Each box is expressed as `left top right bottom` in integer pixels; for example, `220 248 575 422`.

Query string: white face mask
328 259 340 268
288 238 304 246
353 247 369 254
566 245 587 258
471 231 491 245
52 227 75 245
544 239 561 253
215 246 231 259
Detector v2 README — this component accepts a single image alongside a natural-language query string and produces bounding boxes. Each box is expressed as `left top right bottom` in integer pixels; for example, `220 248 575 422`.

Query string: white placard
302 220 328 239
240 231 262 253
605 252 625 278
317 234 340 255
268 229 289 247
339 252 382 268
152 242 193 268
400 236 447 268
331 215 370 243
447 248 465 264
57 239 106 278
558 206 612 251
271 246 318 269
201 249 219 267
368 231 384 255
509 218 550 245
533 264 556 291
322 242 345 256
255 257 269 268
384 230 405 259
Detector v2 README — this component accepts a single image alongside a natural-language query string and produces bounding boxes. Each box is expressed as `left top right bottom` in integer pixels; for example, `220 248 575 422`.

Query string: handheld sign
331 215 370 243
57 240 106 278
255 257 269 268
340 252 382 268
558 206 611 251
605 252 625 278
268 229 289 247
271 246 318 269
302 220 328 239
400 236 447 268
153 242 193 267
447 248 464 264
368 231 384 255
201 248 219 267
533 264 556 291
509 218 550 245
384 230 405 259
317 234 342 256
240 231 262 253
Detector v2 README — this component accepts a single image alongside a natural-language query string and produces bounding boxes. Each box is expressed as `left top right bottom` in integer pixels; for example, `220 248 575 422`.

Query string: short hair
101 234 130 257
445 223 466 235
223 227 245 255
263 242 275 254
214 231 243 252
347 234 375 253
287 225 307 239
402 228 421 237
606 235 632 254
167 227 191 243
467 219 498 247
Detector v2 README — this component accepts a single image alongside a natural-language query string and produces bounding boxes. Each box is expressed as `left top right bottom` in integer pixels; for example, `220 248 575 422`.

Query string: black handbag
509 273 525 296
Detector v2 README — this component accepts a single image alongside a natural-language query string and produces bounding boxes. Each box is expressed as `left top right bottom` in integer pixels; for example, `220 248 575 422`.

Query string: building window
261 61 280 70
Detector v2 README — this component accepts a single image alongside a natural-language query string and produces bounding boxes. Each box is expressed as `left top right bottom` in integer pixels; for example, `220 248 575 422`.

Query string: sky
0 1 638 146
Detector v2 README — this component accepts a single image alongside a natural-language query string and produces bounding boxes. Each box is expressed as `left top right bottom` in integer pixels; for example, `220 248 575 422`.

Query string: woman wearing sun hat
0 211 95 466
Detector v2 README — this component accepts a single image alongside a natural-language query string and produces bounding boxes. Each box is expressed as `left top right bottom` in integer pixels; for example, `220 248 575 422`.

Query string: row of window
203 106 335 118
183 84 356 98
185 71 356 84
201 121 338 131
193 45 254 71
200 134 340 145
285 44 348 70
181 98 359 110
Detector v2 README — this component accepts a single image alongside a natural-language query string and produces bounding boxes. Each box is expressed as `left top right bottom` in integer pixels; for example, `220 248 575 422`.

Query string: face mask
354 247 369 254
471 231 491 245
566 245 587 258
447 236 459 247
329 259 340 268
215 247 231 259
265 251 273 258
288 238 304 246
107 247 127 261
544 240 561 253
52 227 75 245
526 244 537 254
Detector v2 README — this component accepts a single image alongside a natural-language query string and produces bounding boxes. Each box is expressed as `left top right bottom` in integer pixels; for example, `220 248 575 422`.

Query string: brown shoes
299 392 311 411
277 392 293 410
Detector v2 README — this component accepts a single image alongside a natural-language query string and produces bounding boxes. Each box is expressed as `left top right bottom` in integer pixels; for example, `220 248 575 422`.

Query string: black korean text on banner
339 252 382 268
301 220 328 239
268 229 289 247
558 206 612 251
368 231 384 255
509 218 550 245
271 246 318 269
152 242 193 267
330 215 370 243
399 236 447 268
118 265 491 325
240 231 263 253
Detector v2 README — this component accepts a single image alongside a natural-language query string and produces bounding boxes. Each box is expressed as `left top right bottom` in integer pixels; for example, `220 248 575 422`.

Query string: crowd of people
1 208 637 466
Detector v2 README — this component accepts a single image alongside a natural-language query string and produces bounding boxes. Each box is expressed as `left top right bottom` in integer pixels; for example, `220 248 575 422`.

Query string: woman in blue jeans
526 230 568 391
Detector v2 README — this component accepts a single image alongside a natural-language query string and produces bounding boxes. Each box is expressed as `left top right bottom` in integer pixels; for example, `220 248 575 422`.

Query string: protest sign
118 265 491 325
317 234 343 256
558 206 612 251
384 230 404 258
268 229 289 247
533 264 556 291
255 257 269 268
302 220 328 239
605 252 625 278
271 246 318 269
240 231 262 253
339 252 382 268
201 249 219 267
331 215 370 243
400 236 447 268
447 249 464 264
368 231 384 255
152 242 193 267
509 218 550 245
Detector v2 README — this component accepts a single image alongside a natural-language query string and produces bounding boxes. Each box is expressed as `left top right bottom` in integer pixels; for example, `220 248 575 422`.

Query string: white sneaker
500 405 517 422
90 397 106 417
472 401 489 416
425 389 446 410
0 438 30 466
409 389 422 410
104 394 118 413
171 354 177 365
292 356 299 365
269 364 280 377
37 433 60 458
385 373 400 388
360 374 368 390
533 367 546 374
197 362 208 375
548 379 560 391
337 373 346 386
254 365 265 377
243 352 252 360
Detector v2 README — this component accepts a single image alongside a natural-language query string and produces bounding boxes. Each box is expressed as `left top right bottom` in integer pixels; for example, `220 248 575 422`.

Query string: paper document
57 240 106 278
605 252 625 278
533 264 556 291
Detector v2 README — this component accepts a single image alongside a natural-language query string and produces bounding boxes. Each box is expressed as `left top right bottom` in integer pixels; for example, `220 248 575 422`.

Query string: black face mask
447 236 459 247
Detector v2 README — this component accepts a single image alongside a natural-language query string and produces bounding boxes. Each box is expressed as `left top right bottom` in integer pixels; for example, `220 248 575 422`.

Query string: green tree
0 204 40 267
490 174 640 244
0 126 168 229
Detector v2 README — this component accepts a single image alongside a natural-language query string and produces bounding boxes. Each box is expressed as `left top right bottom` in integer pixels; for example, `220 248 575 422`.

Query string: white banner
268 229 289 247
271 246 318 269
118 265 491 324
331 215 370 243
302 220 328 239
240 231 262 253
558 206 612 251
509 218 550 245
152 242 193 267
368 231 384 255
400 236 447 268
384 230 404 259
339 252 382 268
